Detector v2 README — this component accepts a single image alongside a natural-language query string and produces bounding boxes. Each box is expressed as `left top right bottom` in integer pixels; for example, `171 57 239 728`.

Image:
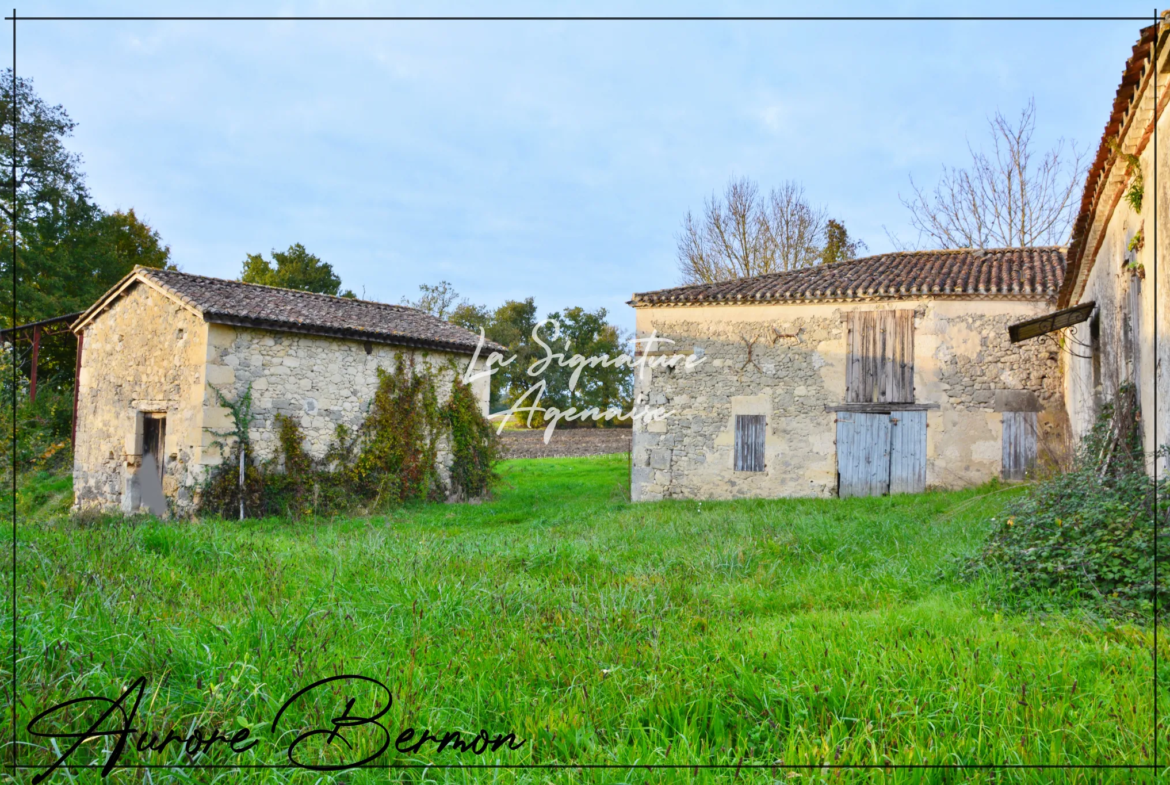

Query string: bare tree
401 280 466 319
676 177 829 284
898 99 1087 249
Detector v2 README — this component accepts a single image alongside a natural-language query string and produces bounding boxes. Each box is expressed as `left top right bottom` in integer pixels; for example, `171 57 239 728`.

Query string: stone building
1052 20 1169 478
628 248 1069 501
71 267 497 514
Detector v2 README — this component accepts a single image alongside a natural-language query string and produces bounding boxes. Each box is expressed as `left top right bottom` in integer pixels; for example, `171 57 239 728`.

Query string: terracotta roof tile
630 247 1065 306
134 267 502 355
1060 22 1162 306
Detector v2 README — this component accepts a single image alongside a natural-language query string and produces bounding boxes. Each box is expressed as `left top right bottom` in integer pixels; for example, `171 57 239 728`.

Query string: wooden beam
825 402 939 413
71 332 83 449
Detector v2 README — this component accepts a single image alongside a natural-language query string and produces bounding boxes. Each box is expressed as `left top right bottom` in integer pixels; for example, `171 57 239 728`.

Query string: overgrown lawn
4 455 1165 783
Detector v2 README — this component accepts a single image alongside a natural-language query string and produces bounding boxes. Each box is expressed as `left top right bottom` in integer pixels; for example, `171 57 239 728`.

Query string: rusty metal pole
29 324 39 404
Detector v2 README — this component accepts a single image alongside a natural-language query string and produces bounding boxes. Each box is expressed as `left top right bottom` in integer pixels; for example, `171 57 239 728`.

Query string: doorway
836 410 926 498
143 414 166 484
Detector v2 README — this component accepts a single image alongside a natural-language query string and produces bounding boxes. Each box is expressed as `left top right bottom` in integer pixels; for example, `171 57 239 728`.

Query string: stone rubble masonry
630 298 1066 502
73 282 490 515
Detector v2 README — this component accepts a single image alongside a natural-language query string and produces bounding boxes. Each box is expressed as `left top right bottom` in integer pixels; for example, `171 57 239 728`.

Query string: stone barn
1050 20 1169 478
71 266 496 514
628 248 1070 501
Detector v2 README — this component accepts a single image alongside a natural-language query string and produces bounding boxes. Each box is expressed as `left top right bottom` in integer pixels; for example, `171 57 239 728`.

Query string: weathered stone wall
201 324 489 490
73 282 491 516
630 298 1064 501
1064 80 1168 476
73 283 209 512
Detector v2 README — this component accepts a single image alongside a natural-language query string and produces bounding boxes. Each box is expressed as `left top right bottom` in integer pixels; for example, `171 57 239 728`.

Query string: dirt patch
500 428 632 459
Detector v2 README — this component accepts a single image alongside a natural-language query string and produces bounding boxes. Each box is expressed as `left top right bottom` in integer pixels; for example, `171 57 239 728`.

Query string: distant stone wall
630 299 1066 502
73 284 210 512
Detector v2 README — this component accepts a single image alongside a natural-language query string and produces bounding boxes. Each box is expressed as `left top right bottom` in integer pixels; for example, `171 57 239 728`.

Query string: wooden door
836 411 892 498
143 414 166 483
888 410 927 494
1001 411 1037 482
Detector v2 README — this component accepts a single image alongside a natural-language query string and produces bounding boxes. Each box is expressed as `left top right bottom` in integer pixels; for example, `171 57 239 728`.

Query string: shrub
0 377 74 478
197 354 500 519
965 385 1167 621
445 378 501 499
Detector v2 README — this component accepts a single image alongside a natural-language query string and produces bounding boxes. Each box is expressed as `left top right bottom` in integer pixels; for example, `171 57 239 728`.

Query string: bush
197 355 500 519
445 378 501 500
965 385 1167 621
0 373 74 478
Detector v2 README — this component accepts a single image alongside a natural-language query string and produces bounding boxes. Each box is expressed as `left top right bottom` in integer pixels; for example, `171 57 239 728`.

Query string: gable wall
73 283 209 511
1064 44 1169 477
630 298 1065 501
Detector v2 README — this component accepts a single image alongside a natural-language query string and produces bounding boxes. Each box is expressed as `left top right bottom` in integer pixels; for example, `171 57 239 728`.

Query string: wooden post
71 332 83 448
29 324 40 404
239 445 245 521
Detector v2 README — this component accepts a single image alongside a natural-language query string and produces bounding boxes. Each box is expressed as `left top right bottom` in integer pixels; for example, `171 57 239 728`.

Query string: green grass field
4 455 1165 783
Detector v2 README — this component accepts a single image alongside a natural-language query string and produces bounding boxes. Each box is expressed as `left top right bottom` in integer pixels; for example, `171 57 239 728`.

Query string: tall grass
3 455 1164 783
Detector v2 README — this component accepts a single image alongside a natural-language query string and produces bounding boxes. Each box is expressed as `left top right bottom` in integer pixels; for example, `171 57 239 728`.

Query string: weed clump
966 384 1166 621
197 354 499 519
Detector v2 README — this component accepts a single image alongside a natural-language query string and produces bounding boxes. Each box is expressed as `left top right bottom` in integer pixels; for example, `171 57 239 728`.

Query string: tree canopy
240 243 355 297
404 280 632 422
0 70 172 330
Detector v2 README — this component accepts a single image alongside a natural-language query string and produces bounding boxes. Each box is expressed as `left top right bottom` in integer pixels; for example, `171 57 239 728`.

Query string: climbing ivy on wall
197 353 500 519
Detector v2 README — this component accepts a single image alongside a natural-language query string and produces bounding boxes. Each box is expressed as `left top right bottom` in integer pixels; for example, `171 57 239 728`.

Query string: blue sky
19 1 1152 322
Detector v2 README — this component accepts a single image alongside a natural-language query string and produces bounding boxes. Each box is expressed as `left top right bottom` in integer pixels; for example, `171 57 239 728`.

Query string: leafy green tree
538 306 631 423
480 298 541 412
820 219 866 265
99 209 173 272
448 301 492 335
0 68 86 226
0 70 173 389
240 243 355 297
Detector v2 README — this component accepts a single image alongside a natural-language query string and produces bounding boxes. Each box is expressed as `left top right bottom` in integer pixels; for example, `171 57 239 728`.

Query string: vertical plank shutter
888 410 927 494
837 412 892 497
1001 412 1038 481
1127 277 1142 386
734 414 766 472
846 311 914 403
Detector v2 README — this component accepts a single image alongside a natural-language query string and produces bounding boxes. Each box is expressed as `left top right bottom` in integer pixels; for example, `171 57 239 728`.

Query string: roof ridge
630 246 1066 306
136 265 422 315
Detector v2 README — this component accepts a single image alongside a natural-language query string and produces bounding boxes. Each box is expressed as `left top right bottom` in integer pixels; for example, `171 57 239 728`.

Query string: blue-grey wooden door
1002 411 1038 481
888 410 927 494
836 411 892 498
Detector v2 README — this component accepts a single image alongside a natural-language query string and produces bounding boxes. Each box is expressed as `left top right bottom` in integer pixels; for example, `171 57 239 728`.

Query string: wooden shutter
1126 277 1142 386
846 310 914 404
836 411 892 497
888 410 927 494
1001 412 1037 482
734 414 766 472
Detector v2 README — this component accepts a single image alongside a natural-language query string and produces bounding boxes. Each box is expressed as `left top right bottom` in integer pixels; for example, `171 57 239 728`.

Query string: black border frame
5 7 1162 779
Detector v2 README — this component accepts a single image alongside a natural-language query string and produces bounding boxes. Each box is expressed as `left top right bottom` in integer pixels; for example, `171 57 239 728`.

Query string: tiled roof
79 267 503 355
1060 21 1163 307
630 247 1066 306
